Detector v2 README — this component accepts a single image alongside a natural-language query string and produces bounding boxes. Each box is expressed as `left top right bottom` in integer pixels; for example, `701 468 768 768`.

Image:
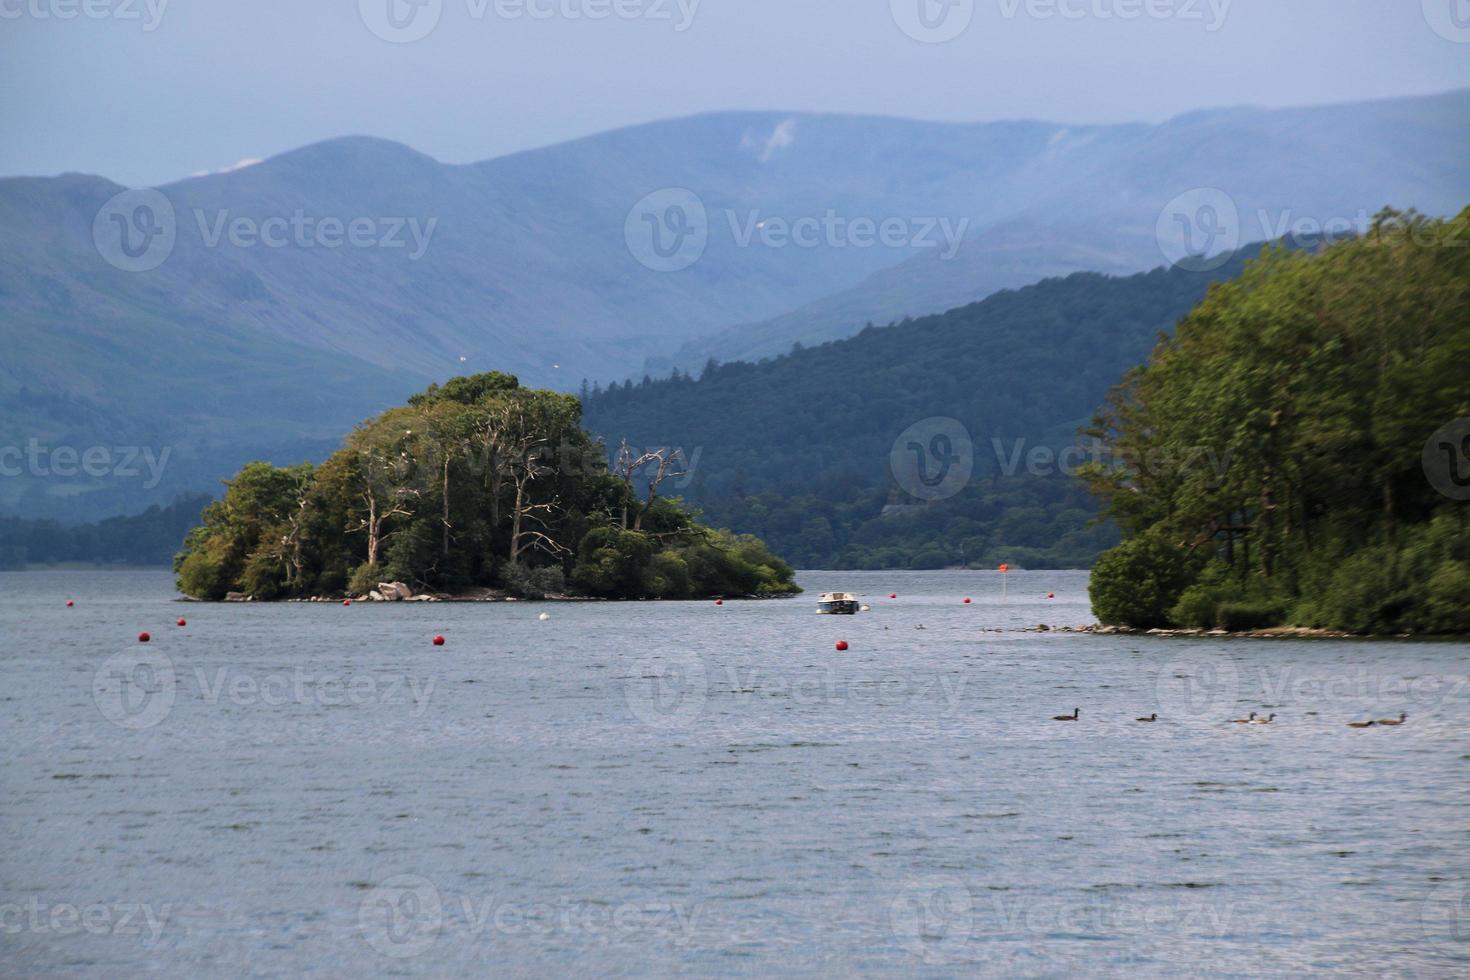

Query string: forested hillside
1087 209 1470 633
582 245 1269 568
0 494 211 568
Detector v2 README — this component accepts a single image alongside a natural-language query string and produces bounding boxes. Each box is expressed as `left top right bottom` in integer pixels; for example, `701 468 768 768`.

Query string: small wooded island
175 373 799 600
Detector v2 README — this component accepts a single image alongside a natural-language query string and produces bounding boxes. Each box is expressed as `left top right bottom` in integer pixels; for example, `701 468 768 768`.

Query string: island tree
175 374 799 601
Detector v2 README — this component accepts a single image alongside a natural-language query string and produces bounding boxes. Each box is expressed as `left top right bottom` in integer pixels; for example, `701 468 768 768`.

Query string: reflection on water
1 569 1467 975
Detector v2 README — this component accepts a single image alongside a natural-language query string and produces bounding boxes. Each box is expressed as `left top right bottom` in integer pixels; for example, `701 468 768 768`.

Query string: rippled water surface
2 569 1468 976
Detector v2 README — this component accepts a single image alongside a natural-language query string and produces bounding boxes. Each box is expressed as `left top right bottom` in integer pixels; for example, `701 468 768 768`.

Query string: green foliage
175 373 799 600
1089 532 1200 628
1086 209 1470 633
1423 561 1470 634
347 562 381 597
1215 602 1288 632
571 527 654 598
240 548 287 601
582 249 1263 568
176 547 228 601
0 494 213 568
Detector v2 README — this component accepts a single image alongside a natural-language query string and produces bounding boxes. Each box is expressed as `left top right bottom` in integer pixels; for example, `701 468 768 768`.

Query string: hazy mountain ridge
667 89 1470 369
3 90 1467 520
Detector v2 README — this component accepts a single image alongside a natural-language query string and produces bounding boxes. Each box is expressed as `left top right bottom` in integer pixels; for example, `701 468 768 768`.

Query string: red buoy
963 597 972 604
889 593 897 599
1047 592 1055 599
715 599 724 605
433 634 445 646
138 632 151 643
176 618 186 627
66 599 75 607
342 599 351 606
835 640 849 651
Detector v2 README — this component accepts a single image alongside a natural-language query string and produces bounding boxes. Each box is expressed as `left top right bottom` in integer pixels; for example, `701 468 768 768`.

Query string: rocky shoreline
1010 623 1355 638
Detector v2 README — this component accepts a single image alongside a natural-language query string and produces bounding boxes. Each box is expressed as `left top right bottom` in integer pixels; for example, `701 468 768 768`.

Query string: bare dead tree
633 448 687 531
347 440 420 570
495 399 572 564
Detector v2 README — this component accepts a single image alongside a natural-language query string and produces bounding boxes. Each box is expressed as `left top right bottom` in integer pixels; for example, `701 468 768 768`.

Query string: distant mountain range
2 88 1467 520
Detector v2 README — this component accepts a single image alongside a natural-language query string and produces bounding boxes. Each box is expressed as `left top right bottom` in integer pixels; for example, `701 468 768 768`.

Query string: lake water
1 568 1467 976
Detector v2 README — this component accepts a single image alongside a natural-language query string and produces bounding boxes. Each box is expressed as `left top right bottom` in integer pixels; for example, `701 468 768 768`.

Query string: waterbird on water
1249 714 1276 724
1346 719 1375 728
1136 713 1157 722
1052 708 1079 721
1377 712 1407 726
1229 712 1257 724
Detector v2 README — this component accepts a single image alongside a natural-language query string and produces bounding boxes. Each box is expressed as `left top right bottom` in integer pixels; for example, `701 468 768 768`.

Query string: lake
1 568 1467 976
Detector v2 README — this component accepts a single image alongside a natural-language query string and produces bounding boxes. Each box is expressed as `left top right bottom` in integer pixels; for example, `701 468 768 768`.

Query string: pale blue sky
2 0 1468 186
